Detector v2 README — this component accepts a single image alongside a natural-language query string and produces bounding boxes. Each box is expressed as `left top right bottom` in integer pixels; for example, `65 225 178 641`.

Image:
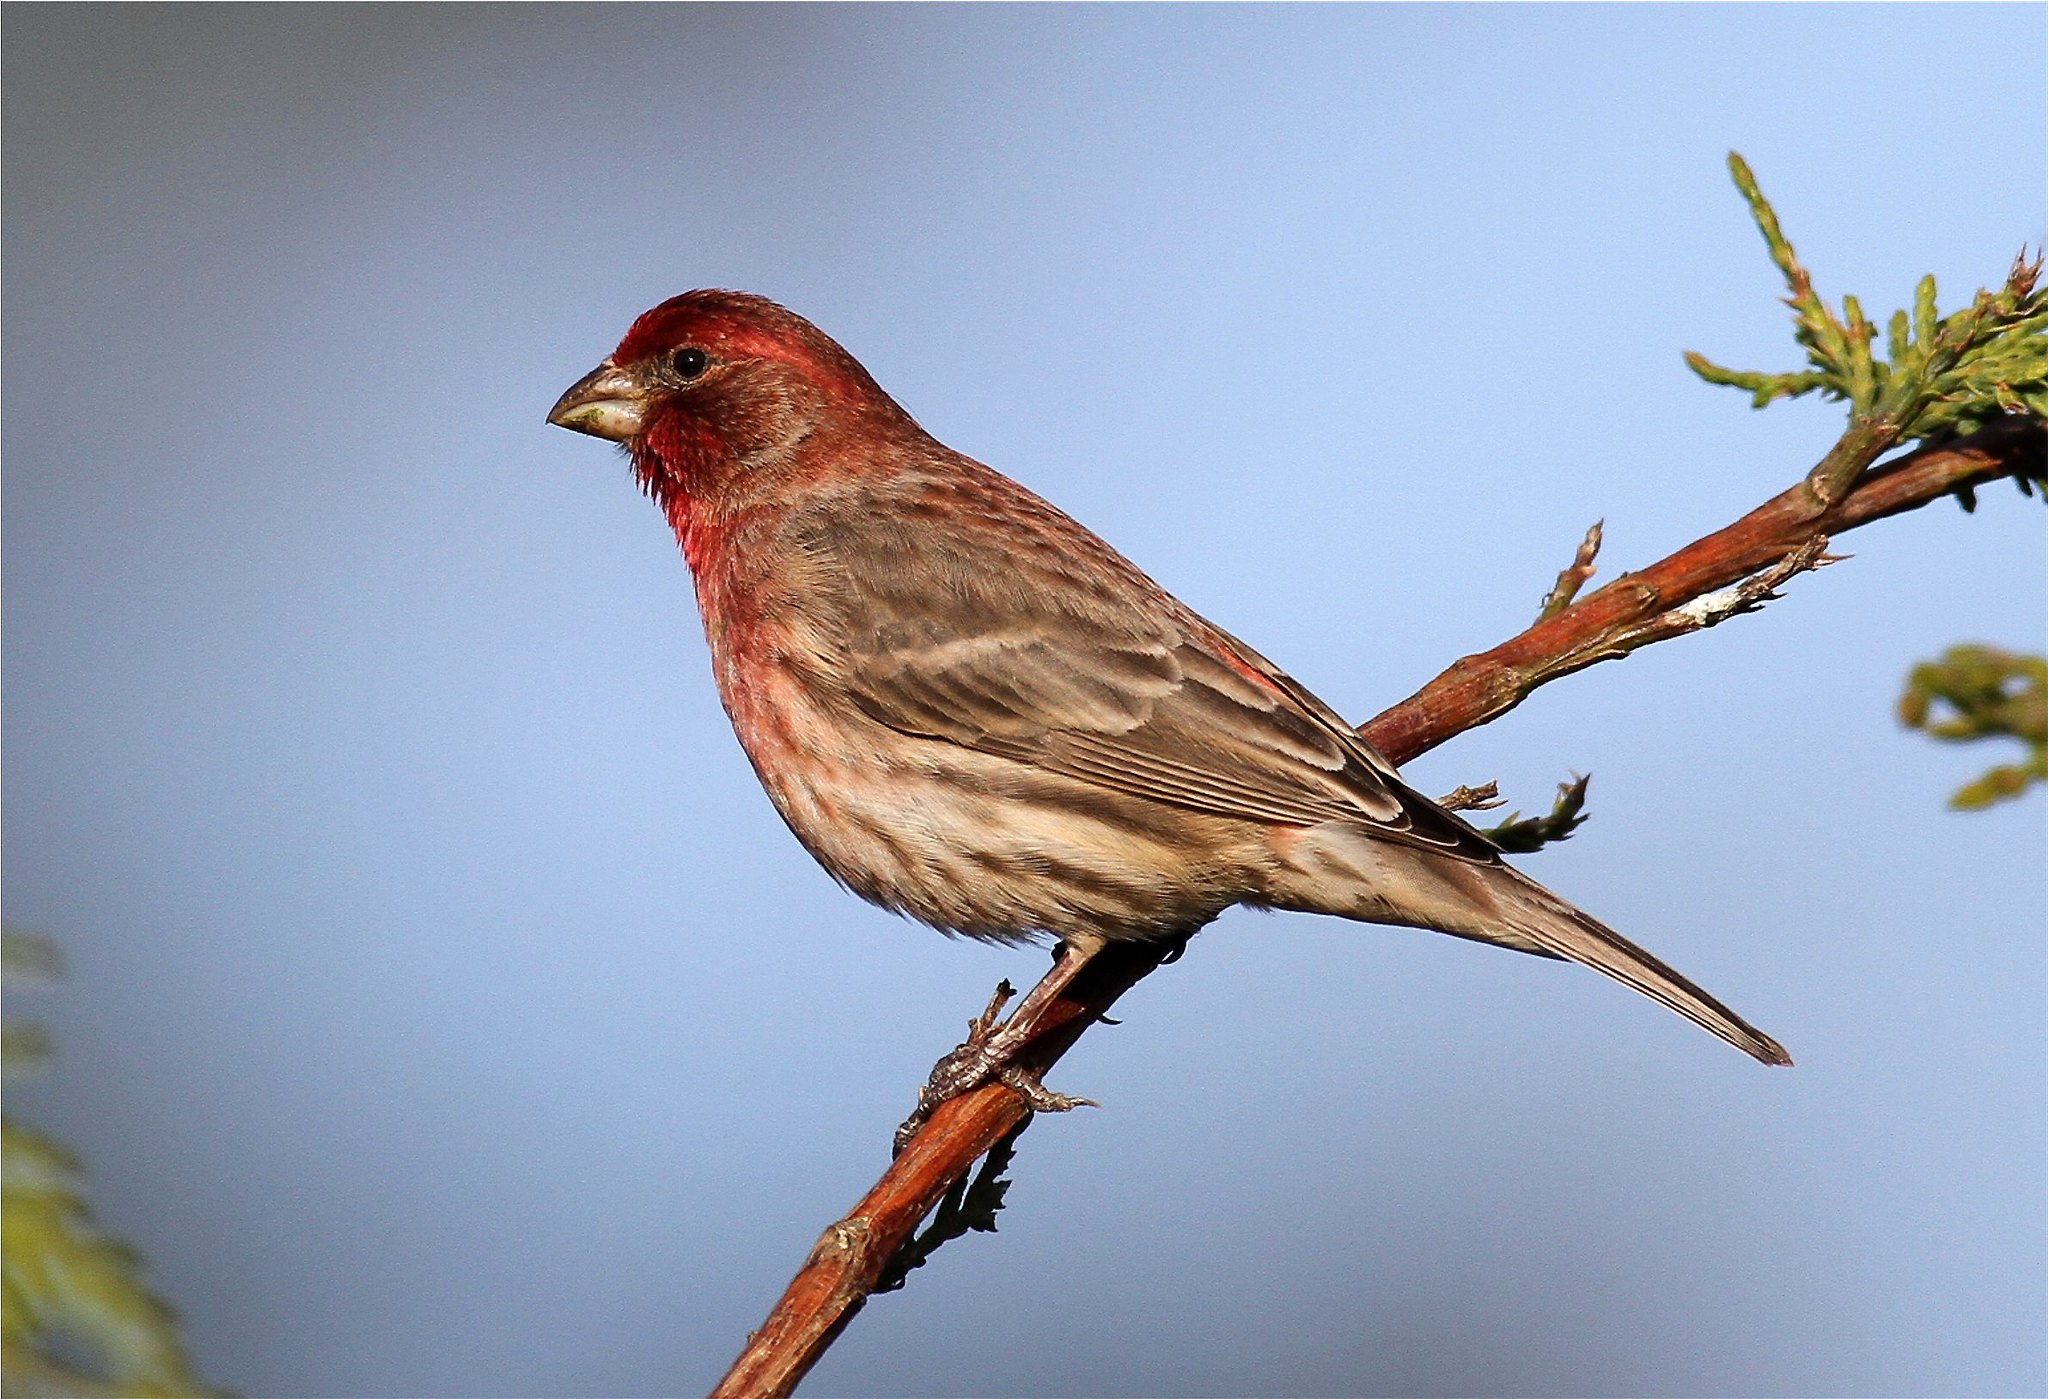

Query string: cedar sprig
1685 154 2047 507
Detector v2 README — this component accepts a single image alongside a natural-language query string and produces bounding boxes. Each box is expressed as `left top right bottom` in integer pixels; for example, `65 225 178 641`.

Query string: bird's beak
547 360 647 441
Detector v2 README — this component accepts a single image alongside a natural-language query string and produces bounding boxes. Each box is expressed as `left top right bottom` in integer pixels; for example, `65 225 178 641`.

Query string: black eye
669 347 709 381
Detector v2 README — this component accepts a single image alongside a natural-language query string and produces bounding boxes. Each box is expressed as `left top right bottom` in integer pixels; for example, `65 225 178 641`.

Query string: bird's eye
669 347 710 381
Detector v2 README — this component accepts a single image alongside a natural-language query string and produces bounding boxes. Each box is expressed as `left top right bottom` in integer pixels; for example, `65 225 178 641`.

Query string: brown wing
801 478 1497 862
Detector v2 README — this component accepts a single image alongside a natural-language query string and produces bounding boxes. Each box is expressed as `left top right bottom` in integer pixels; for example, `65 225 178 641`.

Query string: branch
1365 416 2042 764
708 946 1162 1399
712 411 2046 1399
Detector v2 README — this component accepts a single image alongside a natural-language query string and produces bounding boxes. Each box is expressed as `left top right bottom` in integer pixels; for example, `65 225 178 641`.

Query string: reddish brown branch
708 943 1166 1399
1368 415 2044 763
710 414 2044 1399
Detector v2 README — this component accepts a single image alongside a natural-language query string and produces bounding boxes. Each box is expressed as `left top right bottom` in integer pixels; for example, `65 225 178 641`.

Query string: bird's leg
978 932 1107 1061
894 934 1108 1154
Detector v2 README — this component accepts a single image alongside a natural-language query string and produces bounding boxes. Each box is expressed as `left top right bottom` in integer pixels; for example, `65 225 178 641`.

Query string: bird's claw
892 980 1094 1155
996 1064 1097 1115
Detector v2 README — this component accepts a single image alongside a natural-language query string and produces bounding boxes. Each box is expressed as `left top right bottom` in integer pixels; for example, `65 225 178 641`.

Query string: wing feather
811 490 1493 860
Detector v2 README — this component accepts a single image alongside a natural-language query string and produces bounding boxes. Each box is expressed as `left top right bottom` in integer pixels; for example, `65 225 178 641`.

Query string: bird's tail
1270 826 1792 1066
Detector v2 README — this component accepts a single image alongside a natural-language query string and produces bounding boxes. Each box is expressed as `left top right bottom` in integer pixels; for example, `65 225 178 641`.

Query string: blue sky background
5 7 2042 1396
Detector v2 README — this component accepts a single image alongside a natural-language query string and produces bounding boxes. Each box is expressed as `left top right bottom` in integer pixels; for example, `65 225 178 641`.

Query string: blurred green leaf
1898 646 2047 809
2 932 221 1398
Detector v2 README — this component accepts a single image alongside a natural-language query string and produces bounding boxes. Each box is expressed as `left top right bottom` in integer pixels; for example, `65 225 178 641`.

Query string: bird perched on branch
548 290 1790 1098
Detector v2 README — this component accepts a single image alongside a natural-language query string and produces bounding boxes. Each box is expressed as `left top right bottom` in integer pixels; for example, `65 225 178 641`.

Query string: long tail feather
1491 864 1792 1066
1271 826 1792 1065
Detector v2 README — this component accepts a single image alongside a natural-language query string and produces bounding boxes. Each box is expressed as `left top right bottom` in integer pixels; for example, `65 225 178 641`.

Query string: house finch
548 290 1790 1077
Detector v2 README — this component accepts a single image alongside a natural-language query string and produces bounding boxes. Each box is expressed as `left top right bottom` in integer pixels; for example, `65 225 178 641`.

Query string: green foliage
2 931 220 1399
1898 646 2048 809
1485 774 1592 854
1686 153 2048 460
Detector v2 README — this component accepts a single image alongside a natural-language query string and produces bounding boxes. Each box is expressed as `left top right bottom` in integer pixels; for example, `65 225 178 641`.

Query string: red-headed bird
549 291 1789 1079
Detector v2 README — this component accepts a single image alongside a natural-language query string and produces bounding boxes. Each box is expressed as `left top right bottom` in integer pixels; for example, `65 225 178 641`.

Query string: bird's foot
893 962 1101 1155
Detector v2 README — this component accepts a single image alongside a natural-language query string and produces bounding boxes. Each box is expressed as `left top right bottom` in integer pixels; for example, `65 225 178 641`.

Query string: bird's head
548 291 915 519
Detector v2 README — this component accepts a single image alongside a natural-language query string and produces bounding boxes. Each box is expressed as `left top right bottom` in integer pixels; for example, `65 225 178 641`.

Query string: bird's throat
633 420 738 571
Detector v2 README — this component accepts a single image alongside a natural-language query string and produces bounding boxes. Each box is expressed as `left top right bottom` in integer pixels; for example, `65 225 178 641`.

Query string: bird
547 289 1791 1100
